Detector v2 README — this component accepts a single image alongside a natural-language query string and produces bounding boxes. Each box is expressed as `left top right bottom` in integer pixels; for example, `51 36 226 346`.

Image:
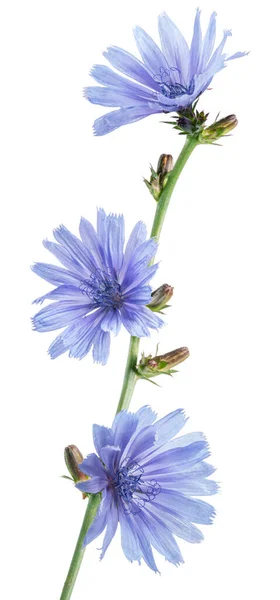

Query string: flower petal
103 213 125 273
136 410 187 463
185 460 216 478
121 261 158 293
156 490 216 524
122 425 156 463
100 308 122 334
32 284 87 305
143 432 209 465
112 411 139 453
100 498 119 559
78 453 107 478
141 441 210 475
31 263 80 286
79 217 103 268
42 239 86 274
161 476 219 496
119 510 142 564
135 509 184 566
92 424 114 455
135 405 157 428
99 445 121 475
119 237 158 288
158 13 190 84
134 25 169 78
76 476 107 494
93 105 160 136
53 225 96 274
90 63 158 99
83 490 110 546
130 514 159 572
32 301 91 332
121 304 164 337
92 329 111 364
145 501 204 543
189 8 202 80
104 46 158 89
47 310 104 359
155 408 187 445
122 286 152 305
85 86 144 107
123 221 147 257
207 29 232 70
199 11 217 70
226 50 249 61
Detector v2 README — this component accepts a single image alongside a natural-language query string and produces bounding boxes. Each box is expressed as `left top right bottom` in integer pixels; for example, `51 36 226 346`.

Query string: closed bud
138 346 190 379
200 114 238 143
147 284 174 312
144 154 173 200
64 445 88 483
157 154 173 184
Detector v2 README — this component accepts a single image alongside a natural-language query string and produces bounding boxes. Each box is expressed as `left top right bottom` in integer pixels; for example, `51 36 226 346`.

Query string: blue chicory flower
85 10 248 135
32 209 163 363
76 406 218 571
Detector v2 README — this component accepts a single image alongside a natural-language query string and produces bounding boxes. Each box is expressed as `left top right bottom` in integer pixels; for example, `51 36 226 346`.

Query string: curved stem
58 134 199 600
59 493 101 600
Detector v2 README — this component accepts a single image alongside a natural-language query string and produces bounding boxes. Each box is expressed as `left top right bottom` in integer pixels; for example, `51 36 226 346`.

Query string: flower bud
147 284 174 312
157 154 173 184
144 154 173 200
199 115 238 143
64 445 87 483
138 347 190 379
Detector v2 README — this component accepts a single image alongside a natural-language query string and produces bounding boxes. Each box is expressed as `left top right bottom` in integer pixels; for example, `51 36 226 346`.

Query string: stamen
80 268 123 308
114 458 161 515
153 65 195 99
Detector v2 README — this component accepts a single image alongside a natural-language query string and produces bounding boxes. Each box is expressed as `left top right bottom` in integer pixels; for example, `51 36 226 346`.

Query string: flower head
76 406 218 571
32 209 163 363
85 10 248 135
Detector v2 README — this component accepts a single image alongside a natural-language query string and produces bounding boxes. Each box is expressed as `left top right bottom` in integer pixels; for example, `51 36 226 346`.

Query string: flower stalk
59 493 101 600
115 335 140 413
116 135 198 413
151 135 199 240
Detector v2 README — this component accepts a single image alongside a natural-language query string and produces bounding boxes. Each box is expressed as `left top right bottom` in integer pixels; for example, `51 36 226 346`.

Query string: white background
1 0 279 598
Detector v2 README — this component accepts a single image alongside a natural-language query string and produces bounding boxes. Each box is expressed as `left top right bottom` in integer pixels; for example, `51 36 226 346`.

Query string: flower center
113 458 161 515
80 268 123 308
153 66 195 99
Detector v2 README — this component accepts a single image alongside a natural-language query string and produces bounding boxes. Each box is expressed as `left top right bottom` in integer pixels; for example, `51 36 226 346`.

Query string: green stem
59 493 101 600
151 135 199 240
59 134 199 600
115 336 140 413
115 136 199 414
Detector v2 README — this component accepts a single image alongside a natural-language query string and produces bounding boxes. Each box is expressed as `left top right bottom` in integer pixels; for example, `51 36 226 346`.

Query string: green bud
199 114 238 143
64 445 88 483
147 284 174 312
144 154 173 200
138 346 190 379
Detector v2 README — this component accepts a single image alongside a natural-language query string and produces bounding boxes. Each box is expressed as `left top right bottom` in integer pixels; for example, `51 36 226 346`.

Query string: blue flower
32 209 163 363
76 406 218 571
85 10 248 135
